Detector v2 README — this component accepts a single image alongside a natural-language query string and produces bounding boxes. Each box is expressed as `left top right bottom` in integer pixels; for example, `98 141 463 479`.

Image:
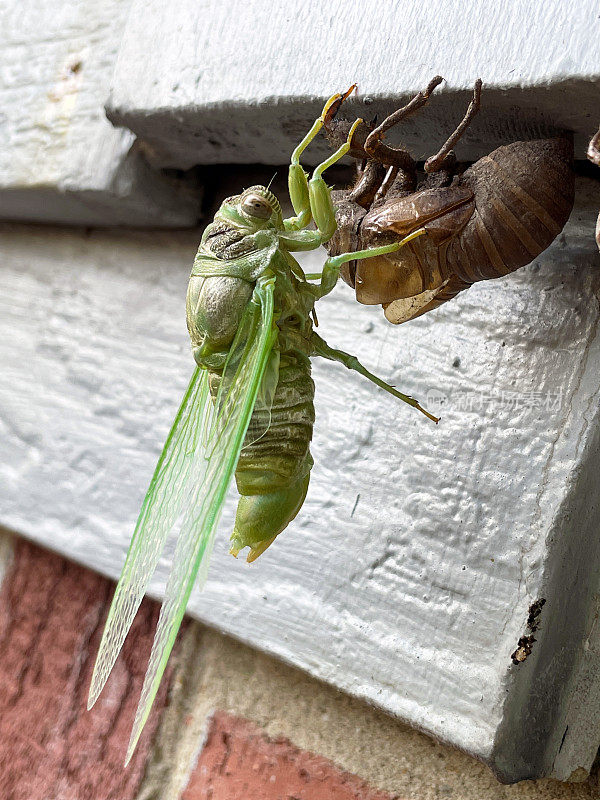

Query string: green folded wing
208 300 279 450
88 366 211 711
125 276 277 764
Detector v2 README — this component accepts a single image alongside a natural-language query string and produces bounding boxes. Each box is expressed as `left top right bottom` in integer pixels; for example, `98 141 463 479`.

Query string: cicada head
217 185 283 230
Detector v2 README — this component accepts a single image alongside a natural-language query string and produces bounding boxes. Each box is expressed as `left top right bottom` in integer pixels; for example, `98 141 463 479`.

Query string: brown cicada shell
323 77 575 324
587 127 600 251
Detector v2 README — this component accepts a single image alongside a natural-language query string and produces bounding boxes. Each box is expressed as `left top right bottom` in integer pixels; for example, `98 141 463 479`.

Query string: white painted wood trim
1 171 599 781
0 0 200 226
107 0 600 168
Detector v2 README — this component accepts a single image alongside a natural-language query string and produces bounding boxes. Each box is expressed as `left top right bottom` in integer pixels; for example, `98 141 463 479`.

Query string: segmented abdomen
209 353 315 496
445 138 574 284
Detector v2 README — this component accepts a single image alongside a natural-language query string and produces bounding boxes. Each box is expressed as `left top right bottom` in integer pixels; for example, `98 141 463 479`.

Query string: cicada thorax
186 274 253 368
186 218 269 366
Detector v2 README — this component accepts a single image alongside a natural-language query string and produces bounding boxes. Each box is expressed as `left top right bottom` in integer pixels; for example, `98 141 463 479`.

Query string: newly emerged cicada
87 89 438 762
323 77 575 323
588 126 600 251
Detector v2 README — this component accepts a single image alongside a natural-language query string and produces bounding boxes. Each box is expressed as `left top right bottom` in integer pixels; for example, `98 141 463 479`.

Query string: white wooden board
0 0 200 226
107 0 600 168
1 175 600 781
3 0 600 781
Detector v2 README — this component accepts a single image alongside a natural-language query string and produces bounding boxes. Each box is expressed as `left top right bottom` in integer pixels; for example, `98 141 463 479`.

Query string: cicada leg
281 116 365 253
310 228 427 299
361 75 443 181
311 333 439 424
284 86 356 232
424 79 482 174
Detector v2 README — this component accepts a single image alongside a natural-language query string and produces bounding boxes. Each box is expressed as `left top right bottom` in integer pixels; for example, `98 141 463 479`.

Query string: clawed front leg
305 117 362 243
281 100 363 253
283 88 426 291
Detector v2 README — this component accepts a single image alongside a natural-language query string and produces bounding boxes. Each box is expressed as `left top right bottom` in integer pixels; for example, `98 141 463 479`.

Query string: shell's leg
588 127 600 166
364 76 443 157
362 75 442 190
424 79 482 174
349 159 388 207
588 127 600 251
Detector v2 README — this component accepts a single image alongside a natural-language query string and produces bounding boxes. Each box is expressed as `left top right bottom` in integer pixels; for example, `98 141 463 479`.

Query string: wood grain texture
107 0 600 168
0 538 174 799
1 174 600 781
0 0 200 226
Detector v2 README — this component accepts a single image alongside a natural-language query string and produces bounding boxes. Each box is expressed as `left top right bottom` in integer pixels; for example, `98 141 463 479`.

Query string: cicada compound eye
241 192 272 220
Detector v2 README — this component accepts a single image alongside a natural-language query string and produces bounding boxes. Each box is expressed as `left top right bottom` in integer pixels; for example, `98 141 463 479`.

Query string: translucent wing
87 366 211 710
209 307 280 449
245 347 279 447
125 277 276 764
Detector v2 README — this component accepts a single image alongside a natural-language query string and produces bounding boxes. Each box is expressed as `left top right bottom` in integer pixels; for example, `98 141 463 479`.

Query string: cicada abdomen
233 352 315 560
323 78 575 324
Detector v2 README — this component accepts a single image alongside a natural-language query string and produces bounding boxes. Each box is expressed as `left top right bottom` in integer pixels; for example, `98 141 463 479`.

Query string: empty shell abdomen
384 138 574 324
446 138 574 285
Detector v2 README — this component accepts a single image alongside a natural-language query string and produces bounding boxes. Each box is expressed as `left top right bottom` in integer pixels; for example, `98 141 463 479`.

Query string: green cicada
87 88 437 763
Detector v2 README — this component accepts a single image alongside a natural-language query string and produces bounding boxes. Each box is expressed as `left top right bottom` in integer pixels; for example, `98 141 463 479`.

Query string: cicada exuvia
588 126 600 250
323 77 574 323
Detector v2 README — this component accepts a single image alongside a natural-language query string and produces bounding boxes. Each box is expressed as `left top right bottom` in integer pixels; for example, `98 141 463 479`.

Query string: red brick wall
0 538 399 799
182 711 396 800
0 539 170 800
